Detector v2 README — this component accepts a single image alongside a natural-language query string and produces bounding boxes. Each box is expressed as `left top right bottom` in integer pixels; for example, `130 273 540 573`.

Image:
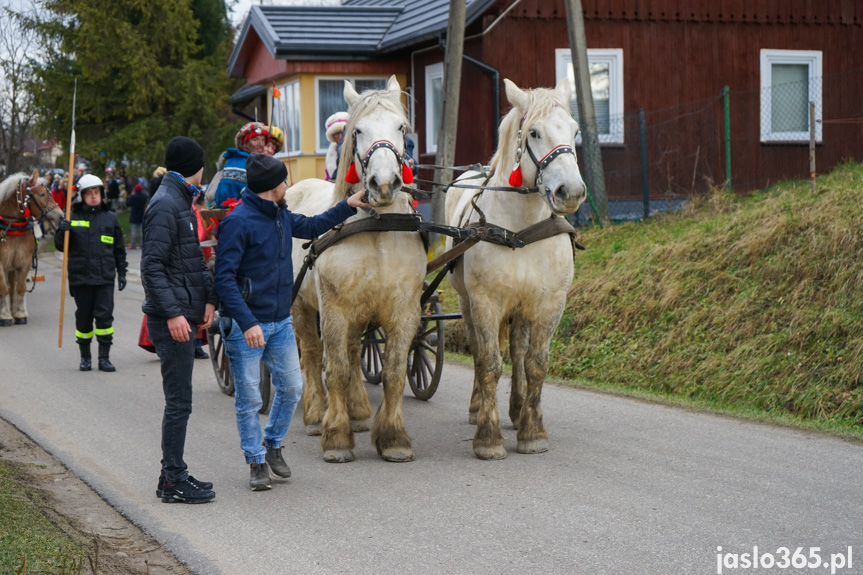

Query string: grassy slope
444 161 863 437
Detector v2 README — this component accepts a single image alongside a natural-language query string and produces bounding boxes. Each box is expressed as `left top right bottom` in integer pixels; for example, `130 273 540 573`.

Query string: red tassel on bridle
508 163 523 187
402 163 414 185
345 162 360 184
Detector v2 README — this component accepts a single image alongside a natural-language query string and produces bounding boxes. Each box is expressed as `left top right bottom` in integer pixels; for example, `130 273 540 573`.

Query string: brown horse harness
0 179 57 242
291 205 581 308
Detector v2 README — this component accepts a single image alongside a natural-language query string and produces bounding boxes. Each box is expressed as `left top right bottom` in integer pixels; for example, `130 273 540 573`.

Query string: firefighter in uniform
55 174 128 371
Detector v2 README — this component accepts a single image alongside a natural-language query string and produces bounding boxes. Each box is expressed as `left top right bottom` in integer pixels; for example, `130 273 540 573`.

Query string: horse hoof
468 412 477 425
350 419 370 433
516 439 549 454
323 449 354 463
474 445 507 460
381 447 415 462
13 317 26 325
0 320 11 327
305 423 322 436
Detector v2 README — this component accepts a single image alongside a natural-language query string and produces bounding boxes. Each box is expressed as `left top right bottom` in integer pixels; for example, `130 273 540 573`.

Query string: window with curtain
555 48 624 144
317 77 387 152
760 49 822 142
271 81 301 155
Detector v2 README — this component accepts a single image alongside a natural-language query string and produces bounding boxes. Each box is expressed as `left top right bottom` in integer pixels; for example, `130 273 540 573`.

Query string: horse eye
355 128 362 136
529 129 539 139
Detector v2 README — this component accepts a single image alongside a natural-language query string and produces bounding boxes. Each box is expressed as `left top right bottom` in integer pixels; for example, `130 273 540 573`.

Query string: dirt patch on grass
0 417 192 574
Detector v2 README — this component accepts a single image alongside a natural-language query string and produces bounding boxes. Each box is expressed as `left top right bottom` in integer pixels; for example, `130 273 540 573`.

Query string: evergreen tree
21 0 238 176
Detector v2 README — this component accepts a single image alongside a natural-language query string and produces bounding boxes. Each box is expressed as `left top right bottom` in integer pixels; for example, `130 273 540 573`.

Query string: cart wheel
209 323 273 415
209 327 234 396
361 324 385 384
407 296 444 400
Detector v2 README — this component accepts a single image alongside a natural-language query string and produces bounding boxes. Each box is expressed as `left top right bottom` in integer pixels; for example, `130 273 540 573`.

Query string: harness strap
292 214 424 305
425 235 481 273
515 215 577 245
515 215 585 254
0 215 34 240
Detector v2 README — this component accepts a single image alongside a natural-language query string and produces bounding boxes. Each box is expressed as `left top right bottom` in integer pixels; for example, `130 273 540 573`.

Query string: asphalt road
1 250 861 575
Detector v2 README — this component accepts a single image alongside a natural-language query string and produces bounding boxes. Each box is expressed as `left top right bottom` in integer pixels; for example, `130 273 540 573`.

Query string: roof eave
377 0 500 53
228 6 281 77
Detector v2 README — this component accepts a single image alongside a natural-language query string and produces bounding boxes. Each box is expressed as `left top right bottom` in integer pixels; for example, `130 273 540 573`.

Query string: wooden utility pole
564 0 608 221
430 0 465 253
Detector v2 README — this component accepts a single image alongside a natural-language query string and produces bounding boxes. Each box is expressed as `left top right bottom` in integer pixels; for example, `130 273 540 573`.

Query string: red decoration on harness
207 199 243 236
402 163 414 185
345 162 361 184
23 207 31 219
508 163 523 187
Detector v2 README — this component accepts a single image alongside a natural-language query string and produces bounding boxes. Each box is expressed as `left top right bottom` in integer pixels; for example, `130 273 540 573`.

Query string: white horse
446 79 587 460
287 76 426 463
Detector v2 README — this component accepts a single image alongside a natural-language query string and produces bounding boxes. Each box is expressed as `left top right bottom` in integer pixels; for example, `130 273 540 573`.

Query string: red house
229 0 863 219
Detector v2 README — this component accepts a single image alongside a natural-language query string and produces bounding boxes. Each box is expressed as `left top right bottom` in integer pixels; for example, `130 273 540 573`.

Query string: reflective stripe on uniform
75 330 94 339
70 220 90 227
100 235 114 244
94 327 114 336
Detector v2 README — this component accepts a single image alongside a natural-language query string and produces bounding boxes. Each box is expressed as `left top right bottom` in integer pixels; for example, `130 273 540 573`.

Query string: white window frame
555 48 624 144
760 49 822 143
272 80 301 156
315 76 388 154
425 62 444 154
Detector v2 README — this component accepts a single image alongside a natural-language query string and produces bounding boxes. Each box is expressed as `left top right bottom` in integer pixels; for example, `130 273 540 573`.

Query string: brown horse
0 171 64 325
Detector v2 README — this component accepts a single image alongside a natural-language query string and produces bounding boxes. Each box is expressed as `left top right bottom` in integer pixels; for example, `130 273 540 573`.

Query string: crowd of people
51 110 418 502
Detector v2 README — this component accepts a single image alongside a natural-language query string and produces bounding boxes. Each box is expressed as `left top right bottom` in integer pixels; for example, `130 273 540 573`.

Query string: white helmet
77 174 104 191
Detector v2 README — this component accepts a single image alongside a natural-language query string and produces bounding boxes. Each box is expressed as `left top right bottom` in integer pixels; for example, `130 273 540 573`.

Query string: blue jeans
223 316 303 464
130 223 142 246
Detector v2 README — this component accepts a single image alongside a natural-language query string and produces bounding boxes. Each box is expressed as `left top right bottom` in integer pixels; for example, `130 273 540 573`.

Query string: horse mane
331 87 410 207
488 86 571 181
0 173 30 203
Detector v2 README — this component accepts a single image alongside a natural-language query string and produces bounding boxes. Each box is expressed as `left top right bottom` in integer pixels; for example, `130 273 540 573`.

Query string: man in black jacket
55 174 128 372
142 136 218 504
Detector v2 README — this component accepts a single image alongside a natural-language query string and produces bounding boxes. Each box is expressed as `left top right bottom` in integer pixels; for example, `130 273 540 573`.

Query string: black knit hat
164 136 206 177
246 153 287 194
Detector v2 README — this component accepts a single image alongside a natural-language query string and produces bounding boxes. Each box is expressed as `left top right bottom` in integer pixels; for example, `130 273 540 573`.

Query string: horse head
500 78 587 215
340 75 410 208
23 170 64 233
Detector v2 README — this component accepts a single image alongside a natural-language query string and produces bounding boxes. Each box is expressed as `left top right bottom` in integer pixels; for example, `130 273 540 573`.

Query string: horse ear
504 78 528 112
555 78 572 105
29 170 39 186
386 74 400 93
344 80 360 108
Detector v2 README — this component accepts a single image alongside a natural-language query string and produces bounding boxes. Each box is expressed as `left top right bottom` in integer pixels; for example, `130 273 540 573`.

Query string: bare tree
0 8 37 175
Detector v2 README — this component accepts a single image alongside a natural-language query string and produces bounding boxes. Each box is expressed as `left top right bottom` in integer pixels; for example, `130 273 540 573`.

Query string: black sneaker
161 478 215 504
249 463 271 491
194 347 209 359
265 446 291 478
156 474 213 498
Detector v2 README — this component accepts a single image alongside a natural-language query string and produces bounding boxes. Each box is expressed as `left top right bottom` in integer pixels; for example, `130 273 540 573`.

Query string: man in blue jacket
214 154 369 491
